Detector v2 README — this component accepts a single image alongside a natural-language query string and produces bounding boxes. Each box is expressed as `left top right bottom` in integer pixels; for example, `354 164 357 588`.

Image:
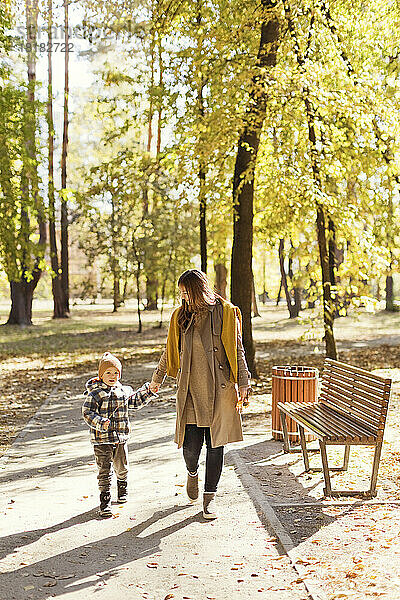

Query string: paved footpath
0 369 309 600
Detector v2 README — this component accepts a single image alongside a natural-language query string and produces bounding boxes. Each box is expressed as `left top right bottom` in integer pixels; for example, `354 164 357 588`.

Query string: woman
149 269 250 519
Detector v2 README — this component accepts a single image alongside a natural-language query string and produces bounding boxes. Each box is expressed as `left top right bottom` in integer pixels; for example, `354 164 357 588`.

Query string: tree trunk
279 239 297 319
111 197 120 313
156 34 163 155
284 0 336 358
316 204 337 358
7 276 39 326
199 166 207 273
60 0 70 314
113 272 120 313
159 247 173 327
197 1 207 274
147 29 155 153
214 263 227 298
385 274 395 312
328 216 338 316
7 0 45 326
231 2 280 378
251 273 261 317
288 249 301 317
48 0 67 319
145 278 158 310
276 276 283 306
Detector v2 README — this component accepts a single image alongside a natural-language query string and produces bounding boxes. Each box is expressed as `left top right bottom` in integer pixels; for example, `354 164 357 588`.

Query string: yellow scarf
165 298 242 382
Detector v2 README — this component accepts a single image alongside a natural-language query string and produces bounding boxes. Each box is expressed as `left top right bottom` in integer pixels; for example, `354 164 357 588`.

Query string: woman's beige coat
152 300 250 448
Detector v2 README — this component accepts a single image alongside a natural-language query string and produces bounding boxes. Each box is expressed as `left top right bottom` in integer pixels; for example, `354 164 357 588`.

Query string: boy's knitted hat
98 352 122 380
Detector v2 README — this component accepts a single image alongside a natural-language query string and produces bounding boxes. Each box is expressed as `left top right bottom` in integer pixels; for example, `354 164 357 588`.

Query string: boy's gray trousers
93 443 129 491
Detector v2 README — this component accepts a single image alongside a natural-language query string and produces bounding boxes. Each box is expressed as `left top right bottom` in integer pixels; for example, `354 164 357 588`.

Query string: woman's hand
236 387 251 414
239 387 249 402
149 382 160 394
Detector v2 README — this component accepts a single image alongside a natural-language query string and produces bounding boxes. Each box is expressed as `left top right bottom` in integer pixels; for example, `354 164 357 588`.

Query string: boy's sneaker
99 491 112 518
203 492 217 519
186 471 199 502
117 480 128 503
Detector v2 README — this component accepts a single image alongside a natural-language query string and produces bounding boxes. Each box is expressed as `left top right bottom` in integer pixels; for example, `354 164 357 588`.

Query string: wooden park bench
278 358 392 498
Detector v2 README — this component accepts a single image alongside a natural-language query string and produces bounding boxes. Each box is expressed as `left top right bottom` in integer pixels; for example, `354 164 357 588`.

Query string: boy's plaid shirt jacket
82 378 155 444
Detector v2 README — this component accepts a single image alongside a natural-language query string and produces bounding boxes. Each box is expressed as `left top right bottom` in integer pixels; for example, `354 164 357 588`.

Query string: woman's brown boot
203 492 217 519
186 471 199 502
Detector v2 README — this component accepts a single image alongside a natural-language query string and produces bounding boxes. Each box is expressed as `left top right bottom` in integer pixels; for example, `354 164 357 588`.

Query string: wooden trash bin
272 365 318 442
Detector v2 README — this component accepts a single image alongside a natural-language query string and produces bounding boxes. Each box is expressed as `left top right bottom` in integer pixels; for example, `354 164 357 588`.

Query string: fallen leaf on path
57 574 75 580
146 563 158 568
43 581 57 587
24 586 35 591
163 595 174 600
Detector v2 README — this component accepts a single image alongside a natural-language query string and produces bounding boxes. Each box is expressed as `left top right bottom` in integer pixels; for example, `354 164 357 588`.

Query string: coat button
213 347 218 352
219 364 223 369
221 383 226 388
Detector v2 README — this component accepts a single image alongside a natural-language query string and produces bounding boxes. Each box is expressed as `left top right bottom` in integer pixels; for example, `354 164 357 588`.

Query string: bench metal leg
319 440 332 496
369 442 382 498
279 409 291 453
299 425 310 471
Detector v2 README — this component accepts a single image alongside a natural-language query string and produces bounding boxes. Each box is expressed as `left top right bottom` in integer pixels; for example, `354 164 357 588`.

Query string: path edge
228 448 328 600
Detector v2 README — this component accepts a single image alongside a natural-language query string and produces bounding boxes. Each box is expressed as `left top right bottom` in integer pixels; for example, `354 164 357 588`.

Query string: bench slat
324 357 389 385
300 408 364 441
320 384 384 420
296 403 376 441
320 398 380 433
319 388 382 425
320 380 382 413
322 376 388 410
279 401 377 442
323 369 389 402
278 402 326 437
324 360 387 389
318 403 378 439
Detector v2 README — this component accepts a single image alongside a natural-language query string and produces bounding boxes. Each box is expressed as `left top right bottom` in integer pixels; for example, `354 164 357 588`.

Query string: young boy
82 352 157 517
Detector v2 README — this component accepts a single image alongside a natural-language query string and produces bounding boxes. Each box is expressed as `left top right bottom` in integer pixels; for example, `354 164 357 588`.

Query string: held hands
103 419 111 431
149 382 160 394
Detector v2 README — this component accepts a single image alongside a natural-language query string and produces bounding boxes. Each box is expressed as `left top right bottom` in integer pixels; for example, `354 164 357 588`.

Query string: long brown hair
177 269 219 330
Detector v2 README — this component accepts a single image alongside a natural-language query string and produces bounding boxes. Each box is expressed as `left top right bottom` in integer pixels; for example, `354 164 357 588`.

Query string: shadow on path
226 438 360 549
0 504 200 599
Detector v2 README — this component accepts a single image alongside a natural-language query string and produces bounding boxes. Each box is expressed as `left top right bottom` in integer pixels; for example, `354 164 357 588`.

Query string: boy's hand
103 419 111 430
149 382 160 394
